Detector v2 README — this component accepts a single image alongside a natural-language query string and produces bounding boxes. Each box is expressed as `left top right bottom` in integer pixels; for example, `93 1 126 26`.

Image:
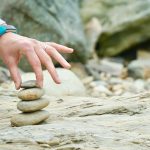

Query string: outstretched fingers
6 58 21 89
46 42 74 53
45 45 71 69
23 47 43 87
34 45 61 84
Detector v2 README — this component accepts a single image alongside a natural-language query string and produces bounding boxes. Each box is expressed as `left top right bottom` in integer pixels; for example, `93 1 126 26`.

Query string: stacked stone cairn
11 80 50 127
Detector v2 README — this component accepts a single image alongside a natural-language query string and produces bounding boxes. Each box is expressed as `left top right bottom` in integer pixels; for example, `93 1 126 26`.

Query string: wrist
0 24 17 37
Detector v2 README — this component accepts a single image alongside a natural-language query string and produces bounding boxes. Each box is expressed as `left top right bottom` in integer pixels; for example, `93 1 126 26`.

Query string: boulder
0 0 89 71
80 0 150 56
128 59 150 79
21 68 86 96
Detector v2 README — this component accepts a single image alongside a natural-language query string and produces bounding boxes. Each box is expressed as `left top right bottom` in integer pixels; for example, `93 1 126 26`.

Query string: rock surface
80 0 150 56
17 98 49 112
21 69 86 96
18 88 44 100
0 92 150 149
11 110 50 127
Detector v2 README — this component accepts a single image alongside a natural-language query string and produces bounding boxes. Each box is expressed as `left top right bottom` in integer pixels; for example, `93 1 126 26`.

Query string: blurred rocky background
0 0 150 96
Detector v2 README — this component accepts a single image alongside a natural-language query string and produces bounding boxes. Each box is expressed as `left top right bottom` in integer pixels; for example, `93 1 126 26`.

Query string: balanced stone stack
11 80 50 127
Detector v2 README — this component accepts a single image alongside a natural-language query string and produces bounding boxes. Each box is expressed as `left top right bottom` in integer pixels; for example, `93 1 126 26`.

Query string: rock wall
80 0 150 56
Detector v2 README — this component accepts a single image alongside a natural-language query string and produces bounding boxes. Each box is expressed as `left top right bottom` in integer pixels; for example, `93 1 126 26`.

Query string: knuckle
48 46 56 53
5 59 14 67
19 41 32 50
44 58 51 65
49 42 56 44
36 72 43 79
31 39 38 45
50 42 55 45
33 61 41 68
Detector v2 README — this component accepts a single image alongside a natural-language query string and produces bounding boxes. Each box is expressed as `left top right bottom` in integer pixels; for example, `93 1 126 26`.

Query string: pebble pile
11 80 50 127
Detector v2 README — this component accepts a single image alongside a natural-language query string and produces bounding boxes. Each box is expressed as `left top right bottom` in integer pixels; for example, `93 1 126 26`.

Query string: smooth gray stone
18 88 44 101
17 98 49 112
21 80 37 88
11 110 50 127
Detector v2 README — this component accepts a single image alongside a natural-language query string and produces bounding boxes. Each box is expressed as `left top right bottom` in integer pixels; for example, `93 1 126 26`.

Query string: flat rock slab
0 92 150 149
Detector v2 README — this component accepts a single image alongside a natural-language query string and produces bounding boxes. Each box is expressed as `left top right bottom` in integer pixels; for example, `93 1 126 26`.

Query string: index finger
46 42 74 53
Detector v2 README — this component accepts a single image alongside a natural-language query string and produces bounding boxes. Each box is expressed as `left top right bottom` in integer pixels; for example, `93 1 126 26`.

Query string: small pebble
21 80 38 88
82 76 94 85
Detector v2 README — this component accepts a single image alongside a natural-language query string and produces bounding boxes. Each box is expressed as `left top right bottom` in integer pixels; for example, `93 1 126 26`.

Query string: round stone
18 88 44 100
21 80 38 88
11 110 49 127
17 98 49 112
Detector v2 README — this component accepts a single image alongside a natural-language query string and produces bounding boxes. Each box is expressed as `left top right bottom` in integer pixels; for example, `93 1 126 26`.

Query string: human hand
0 32 73 89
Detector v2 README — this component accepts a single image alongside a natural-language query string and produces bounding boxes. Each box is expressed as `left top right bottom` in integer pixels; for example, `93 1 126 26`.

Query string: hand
0 32 73 89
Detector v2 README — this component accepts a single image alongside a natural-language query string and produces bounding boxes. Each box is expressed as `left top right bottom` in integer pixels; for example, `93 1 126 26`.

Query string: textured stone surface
18 88 44 100
11 110 50 127
21 69 86 96
17 98 49 112
81 0 150 56
21 80 37 88
0 92 150 149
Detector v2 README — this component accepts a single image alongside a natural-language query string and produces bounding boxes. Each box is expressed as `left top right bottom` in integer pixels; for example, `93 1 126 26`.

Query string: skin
0 32 74 89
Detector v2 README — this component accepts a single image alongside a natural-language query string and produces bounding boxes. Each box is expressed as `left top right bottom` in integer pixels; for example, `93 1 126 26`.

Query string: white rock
82 76 94 85
21 68 86 96
130 79 146 93
93 85 112 96
89 81 108 88
109 77 123 85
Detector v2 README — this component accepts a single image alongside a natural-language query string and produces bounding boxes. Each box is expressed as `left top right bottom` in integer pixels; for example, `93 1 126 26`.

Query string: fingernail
66 63 71 69
57 78 61 84
70 48 74 52
15 82 19 90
